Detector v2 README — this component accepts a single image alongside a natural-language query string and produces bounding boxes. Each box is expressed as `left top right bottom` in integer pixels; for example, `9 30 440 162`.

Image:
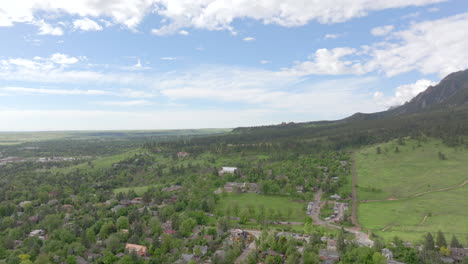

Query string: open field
355 138 468 243
355 138 468 200
358 185 468 244
0 129 231 145
216 193 306 222
50 148 143 174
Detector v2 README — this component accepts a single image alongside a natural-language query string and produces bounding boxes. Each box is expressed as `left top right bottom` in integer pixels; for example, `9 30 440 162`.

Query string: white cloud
178 30 189 35
160 57 177 60
34 20 63 36
93 100 152 106
243 37 255 42
280 48 365 76
374 79 436 108
325 34 340 39
370 25 394 36
366 12 468 77
73 17 103 31
260 60 271 64
0 1 155 30
50 53 79 65
150 0 445 35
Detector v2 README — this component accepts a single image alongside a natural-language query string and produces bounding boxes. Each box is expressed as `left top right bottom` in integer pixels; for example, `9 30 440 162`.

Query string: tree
436 230 447 248
180 218 196 237
424 233 435 251
376 147 381 154
116 216 129 230
450 235 463 248
372 252 386 264
337 227 346 252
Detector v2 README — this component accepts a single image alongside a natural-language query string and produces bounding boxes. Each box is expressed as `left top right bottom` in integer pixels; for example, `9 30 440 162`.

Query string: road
309 188 373 247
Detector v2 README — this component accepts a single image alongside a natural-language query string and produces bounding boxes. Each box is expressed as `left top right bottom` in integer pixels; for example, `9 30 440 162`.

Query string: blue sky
0 0 467 131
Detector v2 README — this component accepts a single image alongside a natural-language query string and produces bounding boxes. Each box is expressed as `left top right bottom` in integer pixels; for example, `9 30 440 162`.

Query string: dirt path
419 215 428 225
350 153 359 228
360 179 468 203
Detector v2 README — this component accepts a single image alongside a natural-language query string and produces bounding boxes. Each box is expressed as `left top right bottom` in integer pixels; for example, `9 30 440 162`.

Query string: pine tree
450 235 462 248
436 230 447 248
424 233 435 251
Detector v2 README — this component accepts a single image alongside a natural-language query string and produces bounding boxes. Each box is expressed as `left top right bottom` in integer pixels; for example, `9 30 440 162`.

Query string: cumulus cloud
0 0 444 35
280 48 365 76
366 12 468 77
73 17 103 31
370 25 394 36
284 12 468 77
150 0 445 35
374 79 436 108
243 37 255 42
178 30 189 35
33 20 63 36
260 60 271 64
0 0 155 32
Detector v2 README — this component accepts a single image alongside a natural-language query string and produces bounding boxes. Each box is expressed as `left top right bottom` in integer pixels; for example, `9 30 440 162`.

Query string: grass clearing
356 138 468 244
216 193 305 222
50 148 143 174
358 186 468 244
355 138 468 200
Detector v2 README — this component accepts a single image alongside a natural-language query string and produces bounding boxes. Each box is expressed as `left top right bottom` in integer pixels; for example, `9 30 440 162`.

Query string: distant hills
346 69 468 121
229 69 468 147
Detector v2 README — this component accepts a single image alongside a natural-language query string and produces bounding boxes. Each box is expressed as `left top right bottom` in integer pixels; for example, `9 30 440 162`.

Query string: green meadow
215 193 305 222
355 138 468 243
355 138 468 200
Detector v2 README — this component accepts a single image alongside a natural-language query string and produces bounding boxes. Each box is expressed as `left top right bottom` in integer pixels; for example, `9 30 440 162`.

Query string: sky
0 0 467 131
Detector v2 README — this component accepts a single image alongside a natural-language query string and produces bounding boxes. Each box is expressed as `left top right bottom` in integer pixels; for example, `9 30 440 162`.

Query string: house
330 194 341 200
29 229 46 240
125 243 148 256
231 229 249 241
450 248 468 261
177 152 190 158
382 248 393 260
339 161 347 166
296 185 304 193
319 248 340 263
327 239 337 252
219 167 237 175
130 197 143 204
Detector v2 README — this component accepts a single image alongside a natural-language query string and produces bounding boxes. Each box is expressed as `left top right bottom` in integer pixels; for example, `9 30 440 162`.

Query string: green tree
116 216 129 230
436 230 447 248
424 232 435 251
450 235 463 248
180 218 196 237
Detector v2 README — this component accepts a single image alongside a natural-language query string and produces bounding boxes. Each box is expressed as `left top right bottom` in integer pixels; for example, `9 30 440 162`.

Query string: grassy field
358 186 468 244
216 193 306 222
355 138 468 200
355 138 468 243
50 148 143 174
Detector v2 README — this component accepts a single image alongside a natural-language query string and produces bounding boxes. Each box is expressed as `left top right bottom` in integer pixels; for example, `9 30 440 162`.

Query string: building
223 182 259 193
125 243 148 256
382 248 393 260
219 167 238 175
177 152 190 158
